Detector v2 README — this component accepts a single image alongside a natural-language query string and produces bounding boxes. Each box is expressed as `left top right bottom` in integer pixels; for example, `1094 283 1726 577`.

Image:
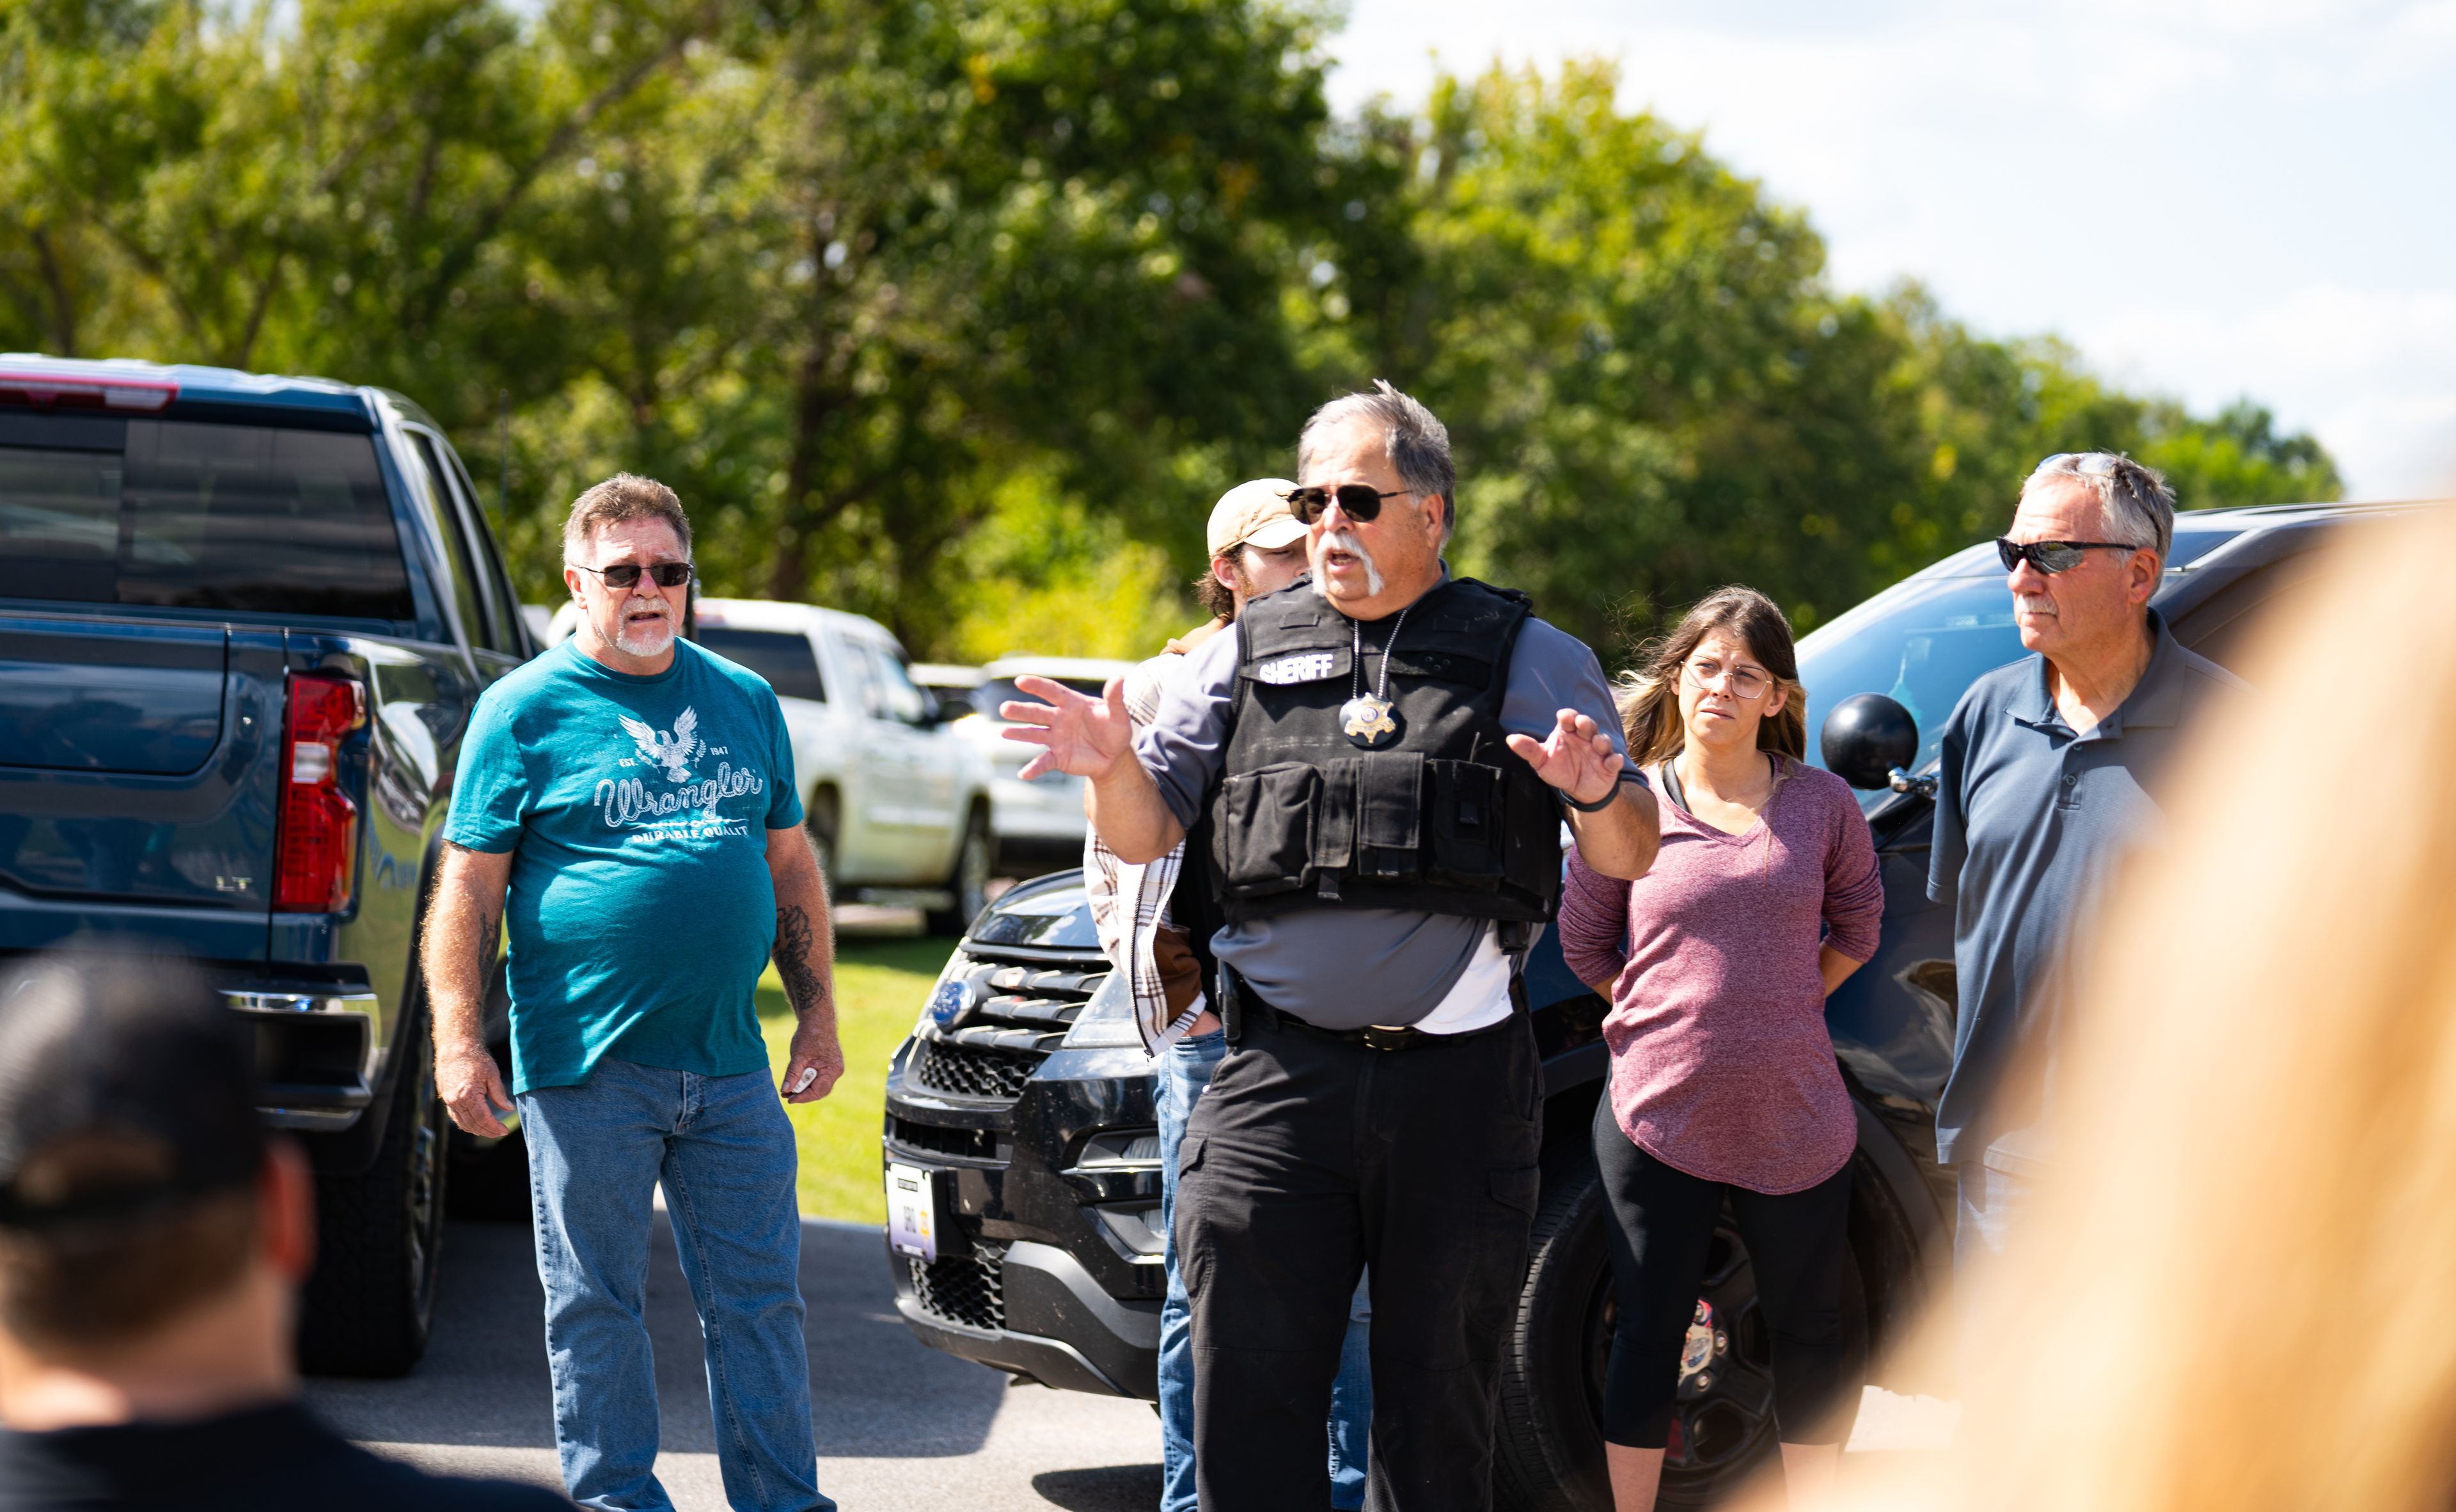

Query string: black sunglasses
575 560 695 589
1994 538 2139 576
1282 484 1408 524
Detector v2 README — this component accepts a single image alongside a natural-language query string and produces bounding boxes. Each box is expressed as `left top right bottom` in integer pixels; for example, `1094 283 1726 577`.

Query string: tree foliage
0 8 2340 661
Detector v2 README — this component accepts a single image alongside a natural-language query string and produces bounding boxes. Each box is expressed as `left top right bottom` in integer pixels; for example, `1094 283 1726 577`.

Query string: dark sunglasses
575 560 695 589
1994 537 2139 576
1282 484 1408 524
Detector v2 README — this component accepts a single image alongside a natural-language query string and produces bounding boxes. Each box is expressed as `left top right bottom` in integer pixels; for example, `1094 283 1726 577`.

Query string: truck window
406 432 502 651
0 413 413 621
864 640 933 724
695 627 829 702
442 437 528 648
969 675 1108 718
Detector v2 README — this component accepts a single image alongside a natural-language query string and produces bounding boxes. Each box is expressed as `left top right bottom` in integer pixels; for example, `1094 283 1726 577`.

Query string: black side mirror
1821 693 1920 791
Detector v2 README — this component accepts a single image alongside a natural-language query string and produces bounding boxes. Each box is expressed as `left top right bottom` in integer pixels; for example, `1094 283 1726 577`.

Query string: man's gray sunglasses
1995 537 2139 575
574 560 694 588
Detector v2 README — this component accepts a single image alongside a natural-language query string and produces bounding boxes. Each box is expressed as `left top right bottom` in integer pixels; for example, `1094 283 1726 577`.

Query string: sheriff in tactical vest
1206 574 1563 925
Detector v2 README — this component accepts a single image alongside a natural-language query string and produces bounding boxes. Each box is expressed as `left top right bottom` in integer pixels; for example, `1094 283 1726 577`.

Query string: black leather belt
1219 962 1525 1051
1252 998 1517 1053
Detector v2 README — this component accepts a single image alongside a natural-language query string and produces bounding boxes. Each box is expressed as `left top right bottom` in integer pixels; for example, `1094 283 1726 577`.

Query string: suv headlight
1060 969 1140 1050
915 952 984 1039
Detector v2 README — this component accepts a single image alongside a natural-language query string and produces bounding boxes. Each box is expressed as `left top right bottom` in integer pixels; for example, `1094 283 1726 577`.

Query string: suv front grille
890 1117 998 1161
911 1040 1041 1100
903 952 1109 1105
910 1248 1004 1332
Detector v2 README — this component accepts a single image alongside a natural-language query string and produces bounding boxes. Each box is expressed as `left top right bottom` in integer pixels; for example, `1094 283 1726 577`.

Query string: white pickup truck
549 596 995 934
948 654 1137 878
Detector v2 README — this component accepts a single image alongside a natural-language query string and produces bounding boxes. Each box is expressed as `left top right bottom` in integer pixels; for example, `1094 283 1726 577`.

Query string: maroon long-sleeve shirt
1558 757 1885 1194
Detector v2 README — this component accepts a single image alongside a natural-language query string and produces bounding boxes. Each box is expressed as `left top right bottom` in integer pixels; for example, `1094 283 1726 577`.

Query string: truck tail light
274 673 366 912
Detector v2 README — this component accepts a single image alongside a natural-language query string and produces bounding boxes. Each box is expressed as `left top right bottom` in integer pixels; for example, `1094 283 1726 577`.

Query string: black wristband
1556 783 1620 814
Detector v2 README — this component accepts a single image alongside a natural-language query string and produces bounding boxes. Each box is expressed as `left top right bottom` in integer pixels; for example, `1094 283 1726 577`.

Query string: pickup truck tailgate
0 613 285 943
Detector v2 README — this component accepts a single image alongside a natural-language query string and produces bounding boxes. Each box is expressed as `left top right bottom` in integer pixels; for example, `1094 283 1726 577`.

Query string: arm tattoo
775 903 830 1019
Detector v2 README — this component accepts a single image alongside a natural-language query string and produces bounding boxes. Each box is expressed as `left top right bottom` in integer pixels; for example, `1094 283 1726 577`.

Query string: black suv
882 500 2402 1506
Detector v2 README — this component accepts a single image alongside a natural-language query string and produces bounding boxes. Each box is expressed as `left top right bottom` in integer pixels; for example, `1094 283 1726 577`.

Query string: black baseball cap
0 952 265 1232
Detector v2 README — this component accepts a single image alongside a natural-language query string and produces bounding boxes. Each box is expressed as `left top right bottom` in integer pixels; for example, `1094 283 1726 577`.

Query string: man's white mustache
1314 529 1385 597
614 599 675 655
2015 594 2058 617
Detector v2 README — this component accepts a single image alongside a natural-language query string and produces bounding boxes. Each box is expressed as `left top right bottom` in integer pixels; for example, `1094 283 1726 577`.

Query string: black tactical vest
1206 576 1563 925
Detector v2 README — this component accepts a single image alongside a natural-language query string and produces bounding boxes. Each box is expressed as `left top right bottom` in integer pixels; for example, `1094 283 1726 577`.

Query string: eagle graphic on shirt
619 707 700 783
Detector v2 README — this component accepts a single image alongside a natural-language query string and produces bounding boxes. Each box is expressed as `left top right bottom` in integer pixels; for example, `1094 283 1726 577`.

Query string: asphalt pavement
307 1210 1957 1511
305 1214 1165 1512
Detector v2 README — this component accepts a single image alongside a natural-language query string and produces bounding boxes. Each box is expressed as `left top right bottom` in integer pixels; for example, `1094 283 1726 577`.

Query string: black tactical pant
1174 1005 1542 1512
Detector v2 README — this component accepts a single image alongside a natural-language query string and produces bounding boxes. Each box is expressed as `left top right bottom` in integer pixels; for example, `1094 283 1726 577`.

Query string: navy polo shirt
1926 610 2243 1169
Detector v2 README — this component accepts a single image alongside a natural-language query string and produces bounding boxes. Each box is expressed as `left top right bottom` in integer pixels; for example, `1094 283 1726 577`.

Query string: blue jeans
521 1059 832 1512
1158 1029 1371 1512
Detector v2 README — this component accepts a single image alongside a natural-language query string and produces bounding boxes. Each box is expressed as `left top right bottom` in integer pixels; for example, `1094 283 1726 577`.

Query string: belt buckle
1359 1025 1416 1053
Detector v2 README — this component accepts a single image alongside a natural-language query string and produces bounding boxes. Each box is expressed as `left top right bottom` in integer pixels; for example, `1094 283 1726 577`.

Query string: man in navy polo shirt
1929 453 2243 1268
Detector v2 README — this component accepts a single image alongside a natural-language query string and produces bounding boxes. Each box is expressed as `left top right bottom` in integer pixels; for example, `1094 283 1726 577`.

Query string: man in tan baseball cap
1181 477 1310 652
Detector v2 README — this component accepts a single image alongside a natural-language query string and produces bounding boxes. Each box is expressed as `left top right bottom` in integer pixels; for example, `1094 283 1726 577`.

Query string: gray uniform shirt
1926 609 2244 1169
1133 579 1635 1029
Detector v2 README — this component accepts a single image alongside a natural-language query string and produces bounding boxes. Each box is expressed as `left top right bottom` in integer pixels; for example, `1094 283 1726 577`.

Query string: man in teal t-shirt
421 474 840 1512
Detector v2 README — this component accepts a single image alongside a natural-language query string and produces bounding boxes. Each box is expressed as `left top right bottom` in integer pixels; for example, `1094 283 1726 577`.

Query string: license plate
886 1162 940 1262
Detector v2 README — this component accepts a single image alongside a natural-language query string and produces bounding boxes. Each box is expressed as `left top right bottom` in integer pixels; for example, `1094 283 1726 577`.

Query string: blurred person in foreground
425 475 840 1512
1558 587 1882 1510
1079 478 1368 1512
1926 452 2240 1273
1009 382 1659 1510
0 953 569 1511
1813 505 2456 1511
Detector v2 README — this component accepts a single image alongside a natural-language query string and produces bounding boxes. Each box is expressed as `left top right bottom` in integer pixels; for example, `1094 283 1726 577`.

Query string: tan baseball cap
1206 478 1309 559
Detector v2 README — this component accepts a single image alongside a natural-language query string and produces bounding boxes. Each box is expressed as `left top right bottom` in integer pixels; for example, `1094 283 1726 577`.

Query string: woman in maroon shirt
1557 586 1884 1511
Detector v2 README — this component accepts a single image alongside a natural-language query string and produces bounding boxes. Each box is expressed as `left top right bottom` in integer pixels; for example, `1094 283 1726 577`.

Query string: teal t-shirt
445 638 805 1094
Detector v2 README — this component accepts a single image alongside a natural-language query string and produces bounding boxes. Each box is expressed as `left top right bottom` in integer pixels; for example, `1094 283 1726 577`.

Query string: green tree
1 15 2343 663
2141 398 2343 508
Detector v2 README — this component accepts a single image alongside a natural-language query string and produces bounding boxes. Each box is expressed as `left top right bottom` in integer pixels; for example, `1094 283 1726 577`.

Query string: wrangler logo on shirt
1254 651 1337 684
593 704 767 837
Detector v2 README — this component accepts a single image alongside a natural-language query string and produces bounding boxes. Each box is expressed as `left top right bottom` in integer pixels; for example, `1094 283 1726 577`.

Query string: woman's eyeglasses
574 561 695 589
1994 538 2138 576
1685 658 1772 699
1282 484 1408 524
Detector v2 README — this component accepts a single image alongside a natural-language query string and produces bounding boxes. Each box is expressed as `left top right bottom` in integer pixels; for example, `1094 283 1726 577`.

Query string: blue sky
1325 0 2456 500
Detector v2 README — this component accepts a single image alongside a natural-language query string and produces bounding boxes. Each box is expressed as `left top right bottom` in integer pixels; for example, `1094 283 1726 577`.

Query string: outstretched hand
1000 675 1135 782
1506 708 1625 808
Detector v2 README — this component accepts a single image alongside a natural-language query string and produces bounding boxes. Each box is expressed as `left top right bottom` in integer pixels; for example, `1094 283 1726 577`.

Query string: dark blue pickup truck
0 355 533 1375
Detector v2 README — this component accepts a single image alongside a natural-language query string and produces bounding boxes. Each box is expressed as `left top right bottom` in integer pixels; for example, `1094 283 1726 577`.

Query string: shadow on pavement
306 1215 1005 1460
1028 1464 1165 1512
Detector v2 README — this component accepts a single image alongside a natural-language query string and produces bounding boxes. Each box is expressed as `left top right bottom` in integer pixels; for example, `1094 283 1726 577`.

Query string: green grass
756 934 956 1224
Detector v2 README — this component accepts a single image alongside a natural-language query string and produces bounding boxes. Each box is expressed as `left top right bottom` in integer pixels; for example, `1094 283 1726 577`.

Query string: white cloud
1325 1 2456 496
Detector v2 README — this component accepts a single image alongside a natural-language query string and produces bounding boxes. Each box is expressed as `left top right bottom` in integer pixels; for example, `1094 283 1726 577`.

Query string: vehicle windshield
695 627 827 703
1797 576 2026 812
1797 526 2242 814
970 675 1109 720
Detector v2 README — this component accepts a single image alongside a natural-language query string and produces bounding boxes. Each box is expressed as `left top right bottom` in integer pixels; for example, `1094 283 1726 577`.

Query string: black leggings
1591 1098 1857 1449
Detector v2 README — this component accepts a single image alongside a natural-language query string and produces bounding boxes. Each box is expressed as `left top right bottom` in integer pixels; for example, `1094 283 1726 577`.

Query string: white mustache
613 599 674 656
2015 594 2059 617
1313 529 1385 597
